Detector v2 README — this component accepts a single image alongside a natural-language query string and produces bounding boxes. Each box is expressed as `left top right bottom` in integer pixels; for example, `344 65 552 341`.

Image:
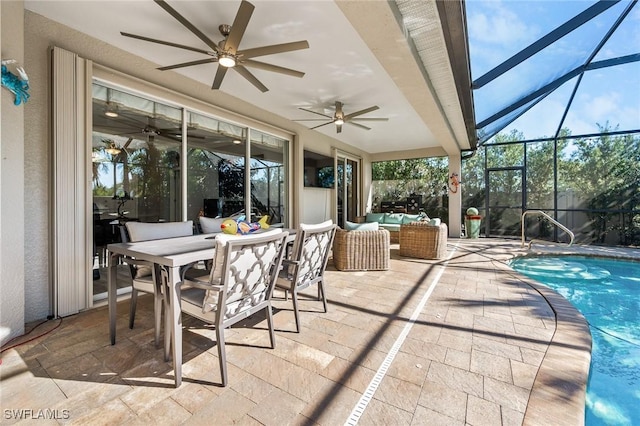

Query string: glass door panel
336 155 359 228
91 83 183 301
249 130 288 225
185 111 246 225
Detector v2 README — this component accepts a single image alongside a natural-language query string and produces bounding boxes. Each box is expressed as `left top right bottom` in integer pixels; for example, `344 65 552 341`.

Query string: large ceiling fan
120 0 309 92
295 101 389 133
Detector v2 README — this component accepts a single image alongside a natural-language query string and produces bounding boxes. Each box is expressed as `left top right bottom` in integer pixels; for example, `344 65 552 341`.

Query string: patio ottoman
399 222 448 260
333 228 390 271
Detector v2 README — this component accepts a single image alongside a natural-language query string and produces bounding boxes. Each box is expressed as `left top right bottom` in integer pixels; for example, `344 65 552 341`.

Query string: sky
465 0 640 142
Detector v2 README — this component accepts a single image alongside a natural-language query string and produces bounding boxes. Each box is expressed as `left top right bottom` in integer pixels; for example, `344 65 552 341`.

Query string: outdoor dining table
107 229 297 387
107 233 216 387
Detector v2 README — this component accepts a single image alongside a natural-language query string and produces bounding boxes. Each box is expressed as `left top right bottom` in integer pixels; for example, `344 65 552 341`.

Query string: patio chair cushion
199 216 226 234
345 220 379 231
383 213 404 224
366 212 386 223
125 220 194 278
126 220 193 242
402 214 422 224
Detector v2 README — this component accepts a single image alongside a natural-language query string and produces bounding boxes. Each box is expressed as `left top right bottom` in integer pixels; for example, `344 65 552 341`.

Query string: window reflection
91 82 290 300
92 83 182 226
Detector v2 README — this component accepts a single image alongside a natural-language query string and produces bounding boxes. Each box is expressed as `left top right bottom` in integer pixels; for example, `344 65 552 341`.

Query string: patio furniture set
107 220 337 387
332 214 448 272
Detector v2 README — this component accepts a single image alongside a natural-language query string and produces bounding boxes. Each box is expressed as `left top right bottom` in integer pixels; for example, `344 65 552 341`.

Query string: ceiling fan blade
346 121 372 130
224 0 255 54
337 123 343 133
234 65 268 92
292 118 332 122
298 108 332 119
154 0 220 52
158 58 216 71
349 117 389 122
344 105 379 121
239 40 310 59
120 32 212 55
242 59 305 78
309 121 334 130
335 101 343 117
212 66 229 90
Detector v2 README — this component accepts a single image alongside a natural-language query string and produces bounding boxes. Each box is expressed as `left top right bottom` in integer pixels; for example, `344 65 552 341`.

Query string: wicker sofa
357 212 424 244
332 228 390 271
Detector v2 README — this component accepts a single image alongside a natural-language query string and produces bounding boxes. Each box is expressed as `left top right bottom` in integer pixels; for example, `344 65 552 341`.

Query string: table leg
167 266 183 387
108 252 119 345
161 266 171 362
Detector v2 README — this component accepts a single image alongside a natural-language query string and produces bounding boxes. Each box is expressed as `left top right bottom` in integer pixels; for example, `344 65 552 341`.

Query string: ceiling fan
294 101 389 133
121 0 309 92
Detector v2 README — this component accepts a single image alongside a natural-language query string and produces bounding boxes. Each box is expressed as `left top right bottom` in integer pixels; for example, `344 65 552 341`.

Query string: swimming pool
509 255 640 425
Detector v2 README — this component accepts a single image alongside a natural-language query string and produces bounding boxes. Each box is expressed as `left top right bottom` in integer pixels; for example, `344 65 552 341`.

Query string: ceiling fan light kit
121 0 309 92
218 53 236 68
105 141 122 155
104 102 119 118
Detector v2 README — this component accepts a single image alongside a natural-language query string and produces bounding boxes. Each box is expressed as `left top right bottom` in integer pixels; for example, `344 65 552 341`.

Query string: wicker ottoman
399 222 448 259
333 228 390 271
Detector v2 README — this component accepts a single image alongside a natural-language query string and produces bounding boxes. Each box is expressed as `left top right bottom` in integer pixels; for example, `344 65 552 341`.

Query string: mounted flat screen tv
304 150 334 188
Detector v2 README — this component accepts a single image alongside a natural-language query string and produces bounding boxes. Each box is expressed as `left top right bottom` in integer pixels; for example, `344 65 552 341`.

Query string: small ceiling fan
121 0 309 92
294 101 389 133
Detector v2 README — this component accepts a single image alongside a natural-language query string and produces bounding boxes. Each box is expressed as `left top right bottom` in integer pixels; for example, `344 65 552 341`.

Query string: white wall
1 0 27 344
301 188 333 224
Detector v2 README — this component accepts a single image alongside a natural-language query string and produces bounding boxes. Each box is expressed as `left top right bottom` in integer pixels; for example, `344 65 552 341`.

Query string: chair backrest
289 221 337 288
125 220 194 242
208 230 288 325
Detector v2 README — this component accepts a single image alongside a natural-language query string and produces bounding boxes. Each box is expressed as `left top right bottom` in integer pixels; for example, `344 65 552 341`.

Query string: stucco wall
21 10 371 322
1 0 27 344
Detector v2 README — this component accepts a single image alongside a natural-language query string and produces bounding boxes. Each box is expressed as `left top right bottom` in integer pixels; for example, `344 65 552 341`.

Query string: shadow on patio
0 239 590 425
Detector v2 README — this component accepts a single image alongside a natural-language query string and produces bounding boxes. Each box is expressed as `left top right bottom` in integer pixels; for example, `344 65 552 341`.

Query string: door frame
333 150 361 228
485 166 525 237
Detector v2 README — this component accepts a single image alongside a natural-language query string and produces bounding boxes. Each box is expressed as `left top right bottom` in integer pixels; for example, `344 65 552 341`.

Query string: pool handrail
521 210 575 248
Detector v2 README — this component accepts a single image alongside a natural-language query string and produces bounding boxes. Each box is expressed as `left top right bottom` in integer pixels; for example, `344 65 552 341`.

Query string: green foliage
372 157 448 218
459 124 639 245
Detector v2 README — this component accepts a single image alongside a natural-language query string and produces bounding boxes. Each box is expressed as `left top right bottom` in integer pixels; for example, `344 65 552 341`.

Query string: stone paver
0 239 595 425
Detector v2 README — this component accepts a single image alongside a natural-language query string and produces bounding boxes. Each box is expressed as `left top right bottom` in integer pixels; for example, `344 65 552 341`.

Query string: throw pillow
199 216 226 234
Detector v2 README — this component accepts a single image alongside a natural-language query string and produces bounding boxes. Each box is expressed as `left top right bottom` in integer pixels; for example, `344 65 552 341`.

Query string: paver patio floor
0 239 593 425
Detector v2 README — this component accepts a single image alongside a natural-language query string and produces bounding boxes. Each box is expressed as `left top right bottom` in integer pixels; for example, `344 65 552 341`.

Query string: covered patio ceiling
25 0 476 157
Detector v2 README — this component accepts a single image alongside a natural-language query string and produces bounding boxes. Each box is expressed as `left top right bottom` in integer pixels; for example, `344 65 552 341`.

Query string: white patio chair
275 220 337 332
123 220 194 346
178 229 288 386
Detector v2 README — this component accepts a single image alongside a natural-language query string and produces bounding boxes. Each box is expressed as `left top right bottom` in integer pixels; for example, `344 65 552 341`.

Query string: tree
372 157 448 218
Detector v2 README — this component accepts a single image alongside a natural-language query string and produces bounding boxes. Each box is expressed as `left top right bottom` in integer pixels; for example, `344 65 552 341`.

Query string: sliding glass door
91 82 290 302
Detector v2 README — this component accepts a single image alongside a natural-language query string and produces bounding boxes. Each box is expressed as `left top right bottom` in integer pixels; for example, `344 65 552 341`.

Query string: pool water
509 256 640 426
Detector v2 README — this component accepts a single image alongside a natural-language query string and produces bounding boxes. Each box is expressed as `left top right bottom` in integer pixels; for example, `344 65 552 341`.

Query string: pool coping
521 278 592 425
510 244 639 425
